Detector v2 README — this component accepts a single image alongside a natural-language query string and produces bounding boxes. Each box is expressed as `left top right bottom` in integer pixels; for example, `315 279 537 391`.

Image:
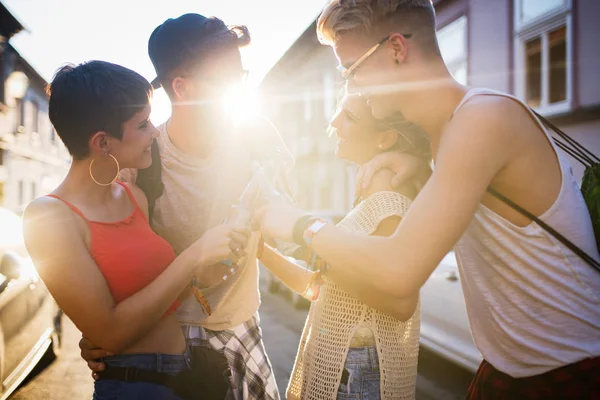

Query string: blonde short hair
317 0 434 46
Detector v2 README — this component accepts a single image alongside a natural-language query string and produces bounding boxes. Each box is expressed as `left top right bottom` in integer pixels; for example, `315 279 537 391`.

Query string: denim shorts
337 345 381 400
93 352 190 400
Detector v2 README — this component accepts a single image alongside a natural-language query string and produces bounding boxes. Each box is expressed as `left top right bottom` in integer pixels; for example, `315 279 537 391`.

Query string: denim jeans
337 346 381 400
93 352 190 400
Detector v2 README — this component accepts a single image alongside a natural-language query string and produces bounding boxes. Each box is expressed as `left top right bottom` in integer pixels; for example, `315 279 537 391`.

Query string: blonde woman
259 94 431 399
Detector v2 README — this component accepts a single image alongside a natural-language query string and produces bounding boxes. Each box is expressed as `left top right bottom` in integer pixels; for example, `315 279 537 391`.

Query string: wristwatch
303 218 328 247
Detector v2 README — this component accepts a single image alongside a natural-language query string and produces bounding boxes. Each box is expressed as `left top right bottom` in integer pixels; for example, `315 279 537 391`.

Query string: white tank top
453 88 600 377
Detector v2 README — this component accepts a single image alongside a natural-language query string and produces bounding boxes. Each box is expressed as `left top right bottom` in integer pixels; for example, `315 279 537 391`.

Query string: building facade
0 2 70 213
261 0 600 214
261 21 353 214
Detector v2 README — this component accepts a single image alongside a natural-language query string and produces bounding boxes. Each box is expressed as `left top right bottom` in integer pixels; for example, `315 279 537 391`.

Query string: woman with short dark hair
23 60 248 400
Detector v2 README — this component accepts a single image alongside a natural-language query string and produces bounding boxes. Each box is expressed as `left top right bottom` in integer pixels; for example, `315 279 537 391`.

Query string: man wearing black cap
79 13 283 400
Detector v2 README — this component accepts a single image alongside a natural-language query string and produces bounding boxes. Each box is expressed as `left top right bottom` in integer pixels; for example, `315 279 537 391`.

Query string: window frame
18 180 24 206
14 98 25 132
30 181 37 201
513 0 573 116
0 52 5 107
514 0 570 31
32 100 39 134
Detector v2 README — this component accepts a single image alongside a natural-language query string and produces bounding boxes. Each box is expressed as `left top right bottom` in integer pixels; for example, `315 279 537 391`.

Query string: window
303 90 312 121
18 180 24 205
32 101 39 133
0 53 5 105
296 178 308 209
437 16 468 85
517 0 567 27
319 184 331 210
514 0 571 114
313 85 325 127
14 98 25 132
20 100 25 126
323 73 336 121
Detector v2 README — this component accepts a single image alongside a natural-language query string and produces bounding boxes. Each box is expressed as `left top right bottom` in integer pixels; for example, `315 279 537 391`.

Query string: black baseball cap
148 13 225 89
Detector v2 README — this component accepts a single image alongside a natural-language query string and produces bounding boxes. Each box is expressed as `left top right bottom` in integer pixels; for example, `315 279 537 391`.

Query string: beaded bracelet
256 235 265 259
301 249 329 301
302 271 323 301
191 277 212 317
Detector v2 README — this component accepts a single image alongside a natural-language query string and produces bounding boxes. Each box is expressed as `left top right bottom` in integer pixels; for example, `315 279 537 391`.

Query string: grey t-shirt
121 122 261 330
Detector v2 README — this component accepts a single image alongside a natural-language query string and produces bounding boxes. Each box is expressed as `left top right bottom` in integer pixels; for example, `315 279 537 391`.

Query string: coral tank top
47 181 180 316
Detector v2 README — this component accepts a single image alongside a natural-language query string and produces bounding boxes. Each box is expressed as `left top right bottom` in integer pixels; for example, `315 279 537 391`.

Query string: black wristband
292 215 316 246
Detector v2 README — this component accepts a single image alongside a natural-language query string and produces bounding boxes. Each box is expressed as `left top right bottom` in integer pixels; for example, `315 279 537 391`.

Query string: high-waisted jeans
337 345 381 400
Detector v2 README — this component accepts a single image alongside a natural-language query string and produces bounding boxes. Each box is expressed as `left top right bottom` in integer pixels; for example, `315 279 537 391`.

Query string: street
11 282 474 399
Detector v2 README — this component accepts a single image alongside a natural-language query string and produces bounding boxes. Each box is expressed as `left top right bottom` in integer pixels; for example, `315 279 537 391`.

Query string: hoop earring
89 153 120 186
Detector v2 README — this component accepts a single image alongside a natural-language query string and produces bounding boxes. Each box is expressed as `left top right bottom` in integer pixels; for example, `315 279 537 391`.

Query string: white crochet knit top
287 191 421 400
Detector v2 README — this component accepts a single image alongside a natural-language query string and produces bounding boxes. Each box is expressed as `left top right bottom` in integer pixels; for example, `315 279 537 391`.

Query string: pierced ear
388 33 408 64
90 131 110 154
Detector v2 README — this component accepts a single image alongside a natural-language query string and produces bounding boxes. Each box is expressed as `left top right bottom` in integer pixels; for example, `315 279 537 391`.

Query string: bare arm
324 169 419 320
260 169 419 319
257 98 519 303
259 245 314 296
326 214 418 321
24 198 247 355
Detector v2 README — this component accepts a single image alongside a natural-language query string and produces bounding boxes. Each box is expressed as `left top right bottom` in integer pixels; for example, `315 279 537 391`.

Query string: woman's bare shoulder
23 195 87 254
122 183 148 207
362 169 416 200
24 195 74 223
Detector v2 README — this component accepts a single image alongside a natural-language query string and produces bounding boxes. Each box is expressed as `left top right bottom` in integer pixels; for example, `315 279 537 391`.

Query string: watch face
310 220 327 233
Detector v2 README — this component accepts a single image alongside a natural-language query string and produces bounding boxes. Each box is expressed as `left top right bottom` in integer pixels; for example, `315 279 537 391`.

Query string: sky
3 0 328 123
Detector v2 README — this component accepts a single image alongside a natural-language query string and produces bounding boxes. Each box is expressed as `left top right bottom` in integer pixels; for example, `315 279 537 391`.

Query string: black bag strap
487 110 600 271
136 139 163 225
487 187 600 273
533 110 600 167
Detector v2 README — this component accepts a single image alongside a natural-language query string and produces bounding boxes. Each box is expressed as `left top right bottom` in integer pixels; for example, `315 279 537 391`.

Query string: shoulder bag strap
487 187 600 272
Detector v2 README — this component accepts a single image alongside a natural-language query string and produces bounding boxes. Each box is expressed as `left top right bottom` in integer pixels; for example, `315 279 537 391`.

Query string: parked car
420 251 482 372
0 208 62 400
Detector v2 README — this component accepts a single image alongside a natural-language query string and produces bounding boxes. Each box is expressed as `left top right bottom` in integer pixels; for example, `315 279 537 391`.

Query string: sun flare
150 84 262 126
220 84 262 124
150 89 172 126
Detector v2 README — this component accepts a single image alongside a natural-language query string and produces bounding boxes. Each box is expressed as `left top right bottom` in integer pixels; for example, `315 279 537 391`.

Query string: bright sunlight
149 84 262 126
220 83 262 124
